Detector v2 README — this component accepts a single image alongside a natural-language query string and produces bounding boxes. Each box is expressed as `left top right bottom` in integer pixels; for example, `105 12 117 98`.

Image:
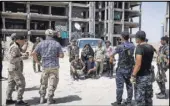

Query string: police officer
6 35 28 105
130 31 154 106
70 54 85 80
67 39 79 78
111 32 135 106
32 37 41 72
156 36 169 99
32 29 64 104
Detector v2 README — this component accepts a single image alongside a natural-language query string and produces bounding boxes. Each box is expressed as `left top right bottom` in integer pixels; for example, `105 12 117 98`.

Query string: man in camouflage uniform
32 29 64 104
70 54 85 80
94 40 106 78
67 39 79 78
6 35 28 105
111 32 135 106
32 37 41 72
156 36 169 99
130 31 155 106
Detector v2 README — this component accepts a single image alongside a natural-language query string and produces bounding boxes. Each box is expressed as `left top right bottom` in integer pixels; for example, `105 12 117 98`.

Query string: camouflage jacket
68 45 79 58
8 42 22 71
71 59 85 70
157 44 169 66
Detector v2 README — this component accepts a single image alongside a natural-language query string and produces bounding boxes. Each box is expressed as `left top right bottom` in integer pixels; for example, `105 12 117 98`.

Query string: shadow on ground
25 95 82 105
54 95 82 104
25 86 39 91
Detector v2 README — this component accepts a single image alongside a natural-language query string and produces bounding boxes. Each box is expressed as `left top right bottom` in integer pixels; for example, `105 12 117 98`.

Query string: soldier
32 37 41 72
70 54 85 80
130 31 154 106
32 29 64 104
67 39 79 78
156 36 169 99
94 40 106 78
111 32 135 106
6 35 28 105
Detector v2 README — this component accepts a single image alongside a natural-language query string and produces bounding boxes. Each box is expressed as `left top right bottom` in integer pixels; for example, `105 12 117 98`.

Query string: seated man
85 55 97 78
70 54 85 80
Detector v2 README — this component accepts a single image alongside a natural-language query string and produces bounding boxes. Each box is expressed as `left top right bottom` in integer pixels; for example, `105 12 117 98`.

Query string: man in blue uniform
111 32 135 106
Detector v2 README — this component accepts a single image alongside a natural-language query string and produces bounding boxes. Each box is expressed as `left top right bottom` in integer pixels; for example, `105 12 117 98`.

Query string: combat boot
15 100 28 106
111 102 122 106
40 97 45 104
156 93 167 99
6 99 16 105
47 97 55 104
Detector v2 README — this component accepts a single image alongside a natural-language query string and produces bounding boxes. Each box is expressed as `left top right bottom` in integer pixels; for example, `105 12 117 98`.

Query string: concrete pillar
122 2 125 32
104 2 107 39
108 2 114 44
26 2 31 40
2 2 5 29
139 3 142 31
89 2 95 36
69 2 72 41
49 6 51 29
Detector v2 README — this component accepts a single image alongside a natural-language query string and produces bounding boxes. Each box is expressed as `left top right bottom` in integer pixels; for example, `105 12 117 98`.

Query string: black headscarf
81 44 94 62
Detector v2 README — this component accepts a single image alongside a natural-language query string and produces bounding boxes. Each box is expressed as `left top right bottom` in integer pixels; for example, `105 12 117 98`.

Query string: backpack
118 44 135 68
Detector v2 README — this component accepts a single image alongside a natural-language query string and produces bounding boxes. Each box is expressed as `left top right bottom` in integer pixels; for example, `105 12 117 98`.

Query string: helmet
45 29 54 36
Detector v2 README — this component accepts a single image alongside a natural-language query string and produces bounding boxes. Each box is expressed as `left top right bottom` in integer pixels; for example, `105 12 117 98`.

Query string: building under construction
1 2 141 46
164 2 169 37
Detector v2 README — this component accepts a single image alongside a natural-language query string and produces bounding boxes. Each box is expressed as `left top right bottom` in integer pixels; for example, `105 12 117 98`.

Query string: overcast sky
133 2 167 43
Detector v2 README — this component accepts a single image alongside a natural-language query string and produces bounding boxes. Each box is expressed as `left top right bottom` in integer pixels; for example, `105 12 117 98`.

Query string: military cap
45 29 54 37
11 33 16 40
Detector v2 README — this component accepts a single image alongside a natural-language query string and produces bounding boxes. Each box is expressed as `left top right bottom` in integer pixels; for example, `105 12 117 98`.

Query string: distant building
1 2 141 46
164 2 169 37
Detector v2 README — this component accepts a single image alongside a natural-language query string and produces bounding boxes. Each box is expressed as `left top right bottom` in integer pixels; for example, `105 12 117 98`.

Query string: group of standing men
5 29 64 105
3 28 169 106
111 31 169 106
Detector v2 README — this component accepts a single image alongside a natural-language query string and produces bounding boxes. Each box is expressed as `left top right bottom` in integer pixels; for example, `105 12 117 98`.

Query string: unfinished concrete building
1 2 141 46
164 2 169 37
95 2 141 45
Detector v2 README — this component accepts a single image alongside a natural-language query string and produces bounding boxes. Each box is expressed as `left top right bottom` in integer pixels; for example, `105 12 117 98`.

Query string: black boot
6 99 16 105
15 100 28 106
111 102 122 106
156 93 167 99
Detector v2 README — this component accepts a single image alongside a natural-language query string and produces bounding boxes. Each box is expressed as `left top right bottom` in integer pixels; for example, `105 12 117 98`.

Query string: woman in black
81 44 94 62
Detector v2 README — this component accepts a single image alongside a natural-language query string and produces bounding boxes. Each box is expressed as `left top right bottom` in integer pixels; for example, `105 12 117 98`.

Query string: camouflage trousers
116 67 133 103
134 74 153 106
39 68 59 98
6 70 26 101
156 69 167 94
96 61 104 75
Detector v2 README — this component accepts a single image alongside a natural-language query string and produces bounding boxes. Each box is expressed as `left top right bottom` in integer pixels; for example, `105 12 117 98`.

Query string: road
1 55 169 106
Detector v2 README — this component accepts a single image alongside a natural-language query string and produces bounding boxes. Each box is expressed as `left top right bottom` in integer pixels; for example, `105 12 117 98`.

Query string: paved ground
1 55 169 106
